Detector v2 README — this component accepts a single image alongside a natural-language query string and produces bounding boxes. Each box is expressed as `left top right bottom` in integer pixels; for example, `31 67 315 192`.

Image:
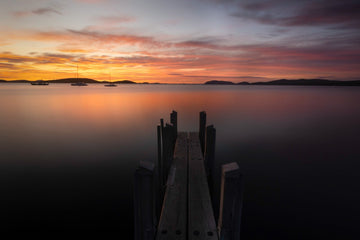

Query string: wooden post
170 110 177 138
156 133 188 240
199 111 206 155
205 125 216 177
134 161 157 240
218 162 243 240
157 125 163 218
162 124 174 184
205 125 216 217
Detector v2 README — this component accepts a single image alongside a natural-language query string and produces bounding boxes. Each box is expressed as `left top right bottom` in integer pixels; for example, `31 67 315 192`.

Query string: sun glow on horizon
1 0 359 82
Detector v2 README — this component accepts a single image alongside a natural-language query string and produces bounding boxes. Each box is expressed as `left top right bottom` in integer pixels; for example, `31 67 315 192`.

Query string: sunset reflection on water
0 84 359 237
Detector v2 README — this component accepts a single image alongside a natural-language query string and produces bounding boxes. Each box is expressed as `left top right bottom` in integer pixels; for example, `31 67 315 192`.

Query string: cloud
168 73 183 76
32 7 62 15
13 11 31 17
76 0 107 3
0 52 35 63
232 0 360 28
0 62 18 70
97 16 135 25
13 7 62 17
30 29 169 50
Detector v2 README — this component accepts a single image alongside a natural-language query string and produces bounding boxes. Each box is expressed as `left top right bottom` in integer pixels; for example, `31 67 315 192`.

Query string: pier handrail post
199 111 207 154
134 161 157 240
218 162 243 240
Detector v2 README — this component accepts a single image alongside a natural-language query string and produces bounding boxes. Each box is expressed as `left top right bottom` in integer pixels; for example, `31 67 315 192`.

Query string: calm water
1 83 359 238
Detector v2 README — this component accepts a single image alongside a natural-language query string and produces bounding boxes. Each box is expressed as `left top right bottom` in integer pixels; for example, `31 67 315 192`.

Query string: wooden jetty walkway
134 111 243 240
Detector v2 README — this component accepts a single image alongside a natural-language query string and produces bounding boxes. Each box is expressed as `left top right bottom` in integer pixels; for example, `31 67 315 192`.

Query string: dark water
1 84 359 238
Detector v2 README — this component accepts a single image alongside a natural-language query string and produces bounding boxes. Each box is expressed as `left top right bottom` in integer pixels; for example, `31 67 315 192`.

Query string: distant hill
204 79 360 86
0 78 137 84
114 80 136 84
49 78 136 84
205 80 234 85
237 81 250 85
49 78 98 83
9 80 30 83
253 79 360 86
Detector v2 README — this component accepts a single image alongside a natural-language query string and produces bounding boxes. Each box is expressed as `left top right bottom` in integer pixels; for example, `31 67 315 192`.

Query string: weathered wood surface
134 161 156 240
156 132 188 240
188 132 218 240
218 162 243 240
199 111 206 155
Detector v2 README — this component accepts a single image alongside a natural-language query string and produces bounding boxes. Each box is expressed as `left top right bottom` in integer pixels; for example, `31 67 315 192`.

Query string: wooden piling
162 124 175 183
157 125 164 217
199 111 206 155
218 162 243 240
135 112 238 240
204 125 216 177
134 161 157 240
204 125 217 219
170 110 177 137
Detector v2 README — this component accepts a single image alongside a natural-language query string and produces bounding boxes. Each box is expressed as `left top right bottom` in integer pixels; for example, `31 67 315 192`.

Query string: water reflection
0 84 359 238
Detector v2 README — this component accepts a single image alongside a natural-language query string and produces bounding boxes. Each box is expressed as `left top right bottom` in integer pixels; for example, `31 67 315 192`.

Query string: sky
0 0 359 83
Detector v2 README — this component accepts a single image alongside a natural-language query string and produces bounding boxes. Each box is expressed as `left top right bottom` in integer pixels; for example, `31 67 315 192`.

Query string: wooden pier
134 111 243 240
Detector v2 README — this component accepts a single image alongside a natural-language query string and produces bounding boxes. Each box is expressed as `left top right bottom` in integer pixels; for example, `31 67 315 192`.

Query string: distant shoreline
1 78 360 86
204 79 360 86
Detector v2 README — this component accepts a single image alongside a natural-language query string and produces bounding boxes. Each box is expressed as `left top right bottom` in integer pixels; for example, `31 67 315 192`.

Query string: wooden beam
156 132 188 240
188 132 218 240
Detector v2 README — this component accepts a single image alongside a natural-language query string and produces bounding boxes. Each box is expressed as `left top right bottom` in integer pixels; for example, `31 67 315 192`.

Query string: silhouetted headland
2 78 360 86
205 80 235 85
205 79 360 86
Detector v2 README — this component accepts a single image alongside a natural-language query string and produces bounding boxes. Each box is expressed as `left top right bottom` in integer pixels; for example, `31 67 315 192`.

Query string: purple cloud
232 0 360 28
32 8 62 15
13 7 62 17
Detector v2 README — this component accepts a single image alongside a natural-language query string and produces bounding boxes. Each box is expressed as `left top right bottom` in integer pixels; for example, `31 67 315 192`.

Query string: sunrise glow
1 0 359 83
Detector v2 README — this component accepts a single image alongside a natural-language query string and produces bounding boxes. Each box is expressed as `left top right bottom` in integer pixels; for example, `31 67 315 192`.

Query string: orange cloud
76 0 107 3
2 27 360 82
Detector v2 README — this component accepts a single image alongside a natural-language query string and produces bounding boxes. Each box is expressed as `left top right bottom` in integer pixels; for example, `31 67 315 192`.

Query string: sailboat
71 65 88 86
104 72 117 87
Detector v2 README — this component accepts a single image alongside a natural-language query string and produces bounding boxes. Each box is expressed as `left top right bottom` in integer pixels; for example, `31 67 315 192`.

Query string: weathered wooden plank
188 132 218 240
156 132 188 240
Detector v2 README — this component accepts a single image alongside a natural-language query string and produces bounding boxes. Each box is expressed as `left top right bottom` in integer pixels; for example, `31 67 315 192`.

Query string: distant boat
104 83 117 87
71 82 88 86
71 65 87 86
31 80 49 85
104 72 117 87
